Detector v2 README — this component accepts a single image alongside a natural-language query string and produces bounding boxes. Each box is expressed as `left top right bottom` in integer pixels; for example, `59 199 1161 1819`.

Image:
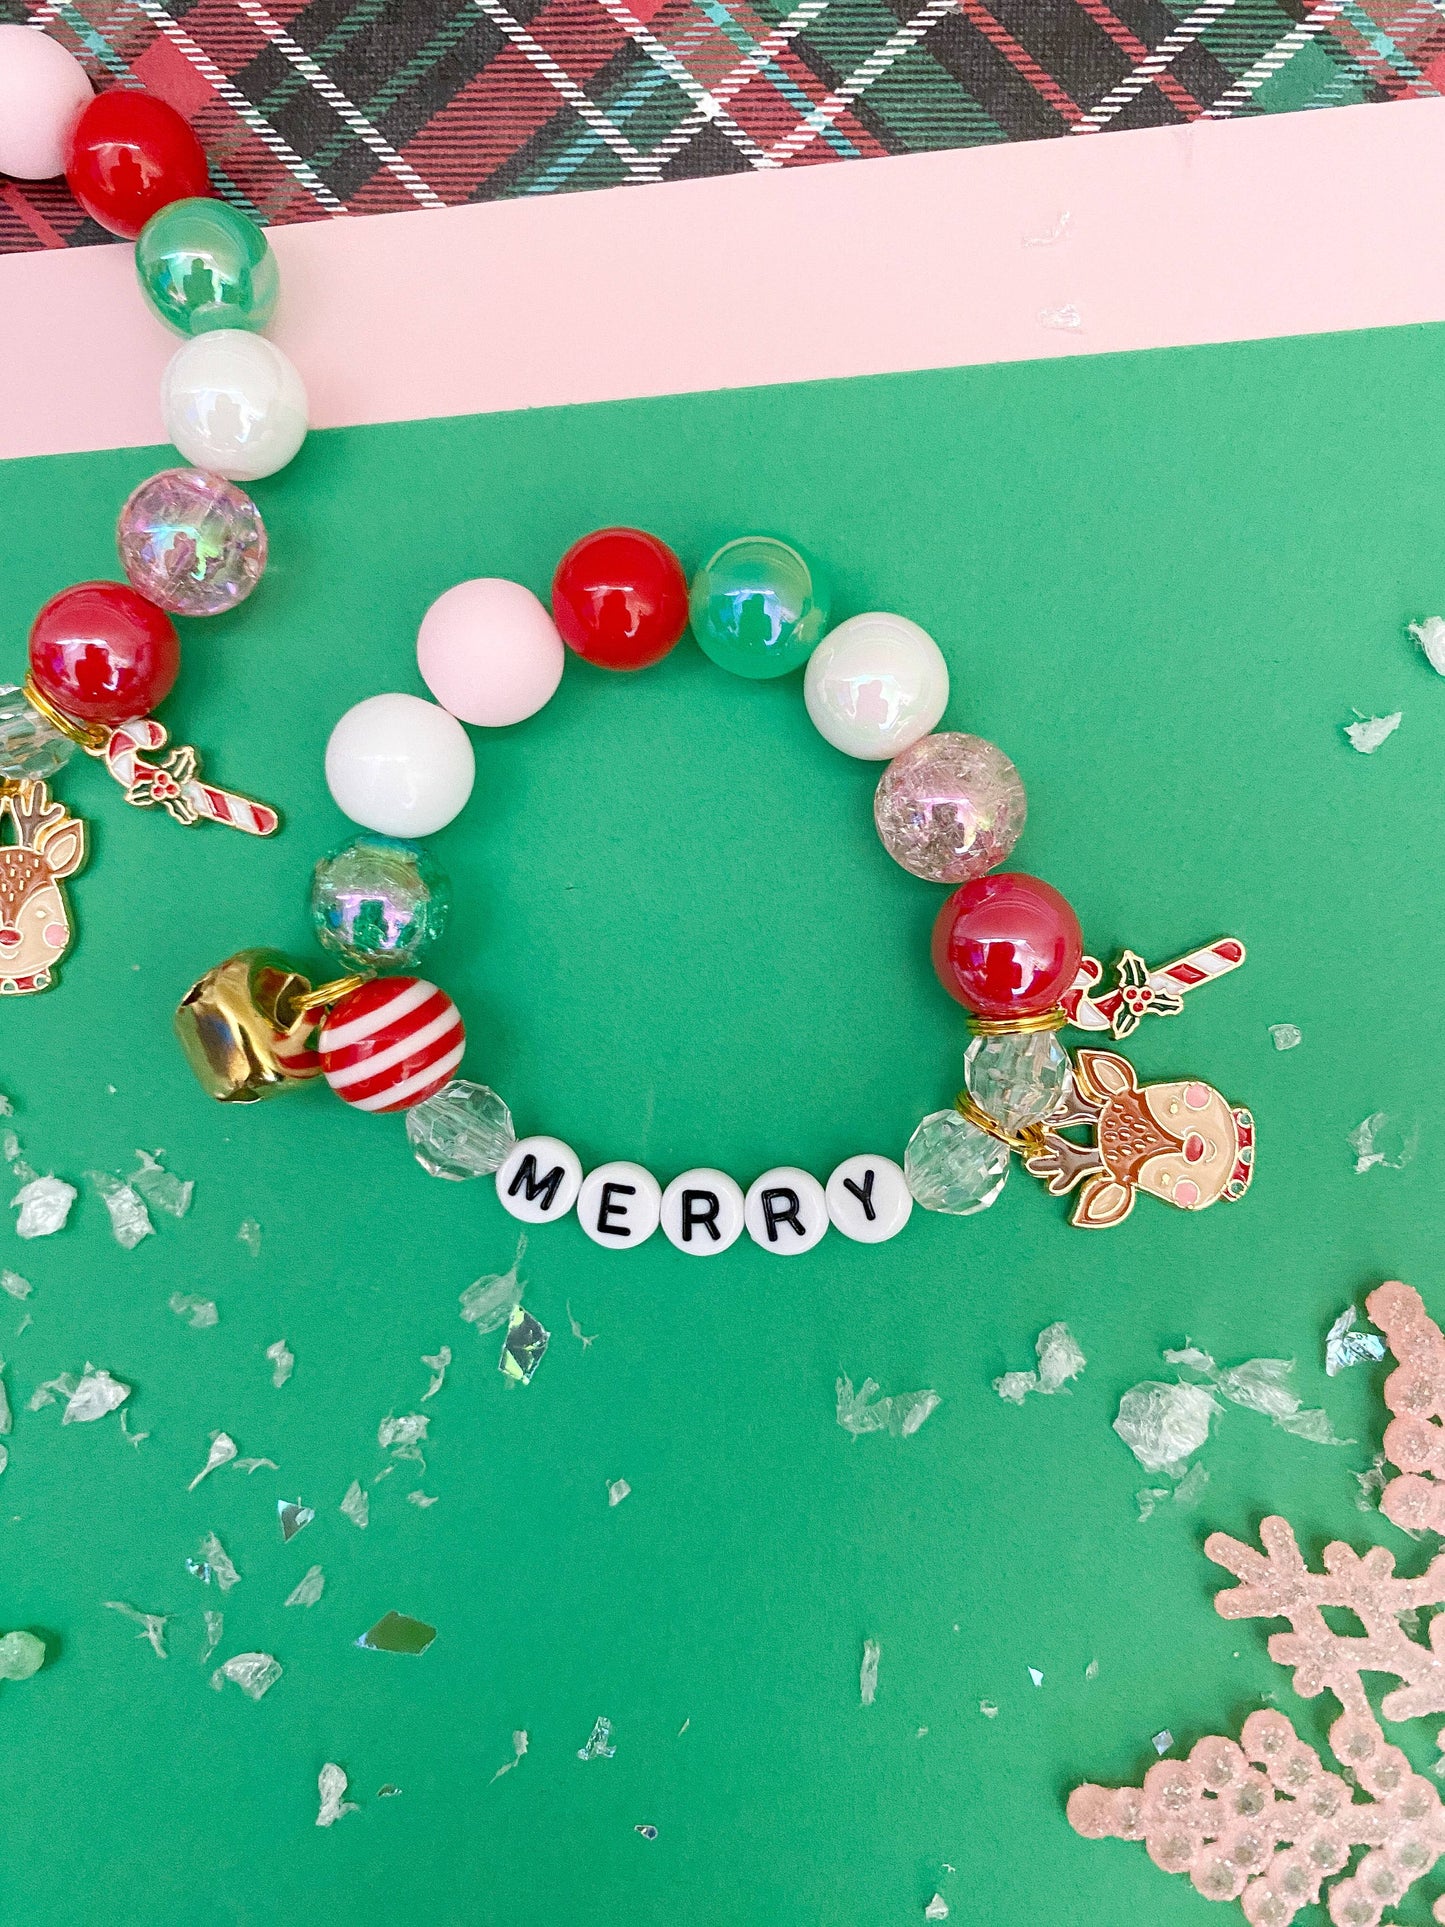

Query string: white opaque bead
577 1160 661 1248
660 1168 745 1256
325 693 475 838
744 1167 828 1254
161 330 309 481
803 612 949 760
0 27 91 179
496 1135 582 1224
417 579 566 727
825 1155 913 1243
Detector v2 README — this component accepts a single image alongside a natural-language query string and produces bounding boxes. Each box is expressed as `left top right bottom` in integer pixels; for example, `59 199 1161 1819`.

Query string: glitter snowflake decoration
1069 1282 1445 1926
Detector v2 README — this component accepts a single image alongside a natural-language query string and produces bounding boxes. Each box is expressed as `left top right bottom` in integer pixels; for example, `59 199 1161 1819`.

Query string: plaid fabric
2 0 1443 251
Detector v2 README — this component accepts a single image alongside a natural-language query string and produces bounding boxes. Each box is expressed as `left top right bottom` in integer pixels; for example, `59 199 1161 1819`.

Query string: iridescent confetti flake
278 1500 314 1541
169 1293 218 1330
187 1530 240 1591
1349 1111 1418 1174
188 1432 237 1490
1269 1023 1302 1051
635 1825 659 1842
378 1413 428 1463
0 1361 11 1439
925 1897 949 1921
407 1491 439 1509
979 1700 999 1719
285 1566 325 1609
1028 1667 1044 1688
1039 302 1084 331
340 1481 369 1529
1137 1460 1210 1522
12 1175 76 1239
30 1365 131 1425
119 1409 148 1447
0 1271 32 1301
87 1172 153 1249
578 1716 615 1761
357 1612 436 1656
459 1234 527 1335
608 1478 631 1507
127 1149 193 1219
1326 1305 1386 1377
491 1730 528 1782
234 1456 277 1474
317 1763 358 1827
1085 1659 1099 1681
994 1321 1085 1403
377 1785 402 1799
420 1346 451 1400
861 1638 881 1706
1151 1729 1173 1755
105 1601 168 1658
237 1219 261 1256
1409 616 1445 672
1343 709 1402 753
265 1339 294 1388
836 1374 941 1438
200 1611 224 1663
500 1305 549 1384
210 1651 281 1700
567 1301 597 1349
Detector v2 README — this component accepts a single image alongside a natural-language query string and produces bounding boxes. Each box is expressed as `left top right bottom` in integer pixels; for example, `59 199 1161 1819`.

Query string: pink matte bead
0 27 92 180
416 578 565 727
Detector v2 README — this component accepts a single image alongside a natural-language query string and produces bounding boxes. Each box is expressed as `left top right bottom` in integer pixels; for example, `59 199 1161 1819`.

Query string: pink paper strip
4 96 1445 463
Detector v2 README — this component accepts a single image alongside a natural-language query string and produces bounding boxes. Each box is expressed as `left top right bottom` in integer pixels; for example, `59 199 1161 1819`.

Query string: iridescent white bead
803 613 949 760
660 1169 745 1255
825 1155 912 1243
161 330 308 481
325 693 475 838
577 1160 661 1248
496 1135 582 1224
744 1167 828 1254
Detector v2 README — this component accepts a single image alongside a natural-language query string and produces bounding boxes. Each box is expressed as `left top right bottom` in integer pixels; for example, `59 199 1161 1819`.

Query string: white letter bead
744 1167 828 1254
496 1135 582 1224
825 1155 913 1243
660 1169 745 1256
578 1160 661 1248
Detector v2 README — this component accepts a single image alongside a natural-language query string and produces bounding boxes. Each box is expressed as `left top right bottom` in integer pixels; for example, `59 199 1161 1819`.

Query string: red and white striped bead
318 976 464 1114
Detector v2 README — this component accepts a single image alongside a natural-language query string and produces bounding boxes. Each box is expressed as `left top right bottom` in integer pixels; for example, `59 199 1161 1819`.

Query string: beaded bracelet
0 52 312 993
175 524 1255 1247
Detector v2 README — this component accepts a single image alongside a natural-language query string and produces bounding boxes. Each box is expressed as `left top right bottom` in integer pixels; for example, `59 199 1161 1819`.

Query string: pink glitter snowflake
1069 1281 1445 1926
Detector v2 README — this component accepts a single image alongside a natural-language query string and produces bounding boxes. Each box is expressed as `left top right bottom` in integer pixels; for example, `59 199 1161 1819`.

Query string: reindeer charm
1025 1047 1254 1230
0 780 86 995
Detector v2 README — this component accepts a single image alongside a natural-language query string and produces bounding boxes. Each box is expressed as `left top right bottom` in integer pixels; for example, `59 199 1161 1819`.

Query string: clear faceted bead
406 1079 515 1180
964 1029 1069 1136
0 685 74 781
904 1108 1010 1215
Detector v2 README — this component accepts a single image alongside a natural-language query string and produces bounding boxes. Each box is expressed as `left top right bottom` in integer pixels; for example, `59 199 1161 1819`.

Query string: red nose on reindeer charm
1025 1048 1254 1230
0 780 86 995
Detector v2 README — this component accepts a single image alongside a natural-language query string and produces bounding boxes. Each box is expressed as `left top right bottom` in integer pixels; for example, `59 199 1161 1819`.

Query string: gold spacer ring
22 675 110 753
967 1004 1069 1037
954 1089 1050 1158
290 974 371 1016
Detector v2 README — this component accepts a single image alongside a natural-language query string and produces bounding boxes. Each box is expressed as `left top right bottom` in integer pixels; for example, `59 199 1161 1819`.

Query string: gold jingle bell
175 949 325 1103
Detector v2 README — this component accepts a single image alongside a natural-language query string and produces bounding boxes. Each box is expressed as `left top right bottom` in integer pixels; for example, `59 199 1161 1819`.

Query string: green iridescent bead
310 836 452 971
689 535 831 680
135 198 279 337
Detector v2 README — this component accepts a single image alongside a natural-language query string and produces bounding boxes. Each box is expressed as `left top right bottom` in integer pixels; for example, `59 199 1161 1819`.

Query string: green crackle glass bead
135 198 279 337
689 535 830 680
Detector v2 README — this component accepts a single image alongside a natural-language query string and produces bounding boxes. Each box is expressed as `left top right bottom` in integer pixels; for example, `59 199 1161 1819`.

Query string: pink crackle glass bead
873 731 1026 884
116 468 267 617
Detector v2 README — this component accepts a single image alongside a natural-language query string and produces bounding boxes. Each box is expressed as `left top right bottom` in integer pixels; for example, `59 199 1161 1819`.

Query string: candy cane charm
1064 938 1246 1039
100 719 279 837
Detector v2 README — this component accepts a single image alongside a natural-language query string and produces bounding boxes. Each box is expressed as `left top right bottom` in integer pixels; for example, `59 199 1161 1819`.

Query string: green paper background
0 326 1439 1926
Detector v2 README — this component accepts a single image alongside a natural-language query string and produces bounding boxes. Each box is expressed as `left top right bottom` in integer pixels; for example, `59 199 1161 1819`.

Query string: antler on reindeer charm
1024 1049 1254 1229
0 779 86 995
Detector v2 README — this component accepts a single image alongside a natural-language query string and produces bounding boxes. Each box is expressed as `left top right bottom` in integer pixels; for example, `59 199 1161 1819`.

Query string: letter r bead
744 1168 828 1254
661 1169 744 1255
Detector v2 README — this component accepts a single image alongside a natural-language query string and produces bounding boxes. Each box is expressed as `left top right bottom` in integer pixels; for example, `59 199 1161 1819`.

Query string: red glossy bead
931 872 1083 1019
552 527 689 671
65 91 209 240
29 582 180 726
